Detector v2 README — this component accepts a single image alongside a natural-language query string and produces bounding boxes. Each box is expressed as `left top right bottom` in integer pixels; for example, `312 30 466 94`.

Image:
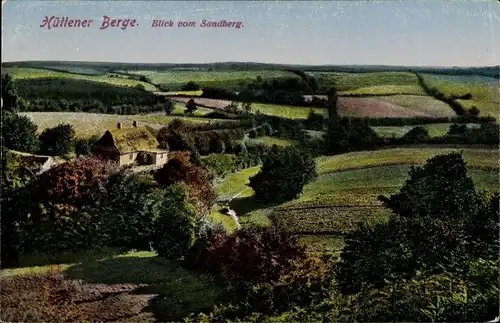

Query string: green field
422 73 499 100
246 136 295 147
421 73 499 119
316 148 499 174
373 123 451 138
215 166 260 200
251 103 326 119
21 112 227 139
164 90 204 96
125 69 297 89
457 99 500 120
283 165 498 208
217 148 499 206
3 67 158 91
314 71 420 91
340 84 426 96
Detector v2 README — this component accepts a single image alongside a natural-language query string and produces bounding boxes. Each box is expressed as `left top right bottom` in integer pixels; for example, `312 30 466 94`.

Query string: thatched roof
107 126 163 154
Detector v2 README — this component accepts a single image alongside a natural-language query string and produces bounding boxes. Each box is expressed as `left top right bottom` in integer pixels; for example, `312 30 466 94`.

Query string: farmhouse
91 121 168 167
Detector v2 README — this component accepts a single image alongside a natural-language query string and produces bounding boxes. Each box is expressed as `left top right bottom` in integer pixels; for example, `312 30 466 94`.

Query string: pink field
169 96 232 109
338 98 432 118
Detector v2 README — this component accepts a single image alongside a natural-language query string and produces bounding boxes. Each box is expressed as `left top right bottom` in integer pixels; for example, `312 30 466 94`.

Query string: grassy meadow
21 112 225 139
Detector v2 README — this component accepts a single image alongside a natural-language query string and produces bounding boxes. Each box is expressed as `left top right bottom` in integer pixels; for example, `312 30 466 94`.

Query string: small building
91 121 168 167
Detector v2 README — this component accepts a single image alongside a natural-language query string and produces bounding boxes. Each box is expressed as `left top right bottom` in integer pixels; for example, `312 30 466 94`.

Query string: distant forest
2 61 499 78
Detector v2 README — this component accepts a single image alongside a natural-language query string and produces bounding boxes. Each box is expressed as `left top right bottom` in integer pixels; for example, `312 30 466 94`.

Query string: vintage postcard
1 1 499 322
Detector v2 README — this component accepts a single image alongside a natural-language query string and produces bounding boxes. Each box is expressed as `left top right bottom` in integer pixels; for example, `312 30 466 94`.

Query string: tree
324 117 378 154
152 183 198 259
185 99 198 115
448 123 468 135
468 106 480 116
101 172 162 250
164 99 175 115
249 146 316 203
401 126 429 144
1 113 39 153
1 74 20 113
39 123 75 156
326 87 339 119
74 136 99 157
154 152 216 215
305 110 325 131
134 84 146 91
182 81 200 91
157 123 195 151
337 152 498 295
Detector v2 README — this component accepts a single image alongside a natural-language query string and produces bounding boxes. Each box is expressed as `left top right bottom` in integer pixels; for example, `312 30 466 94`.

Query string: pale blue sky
2 0 499 66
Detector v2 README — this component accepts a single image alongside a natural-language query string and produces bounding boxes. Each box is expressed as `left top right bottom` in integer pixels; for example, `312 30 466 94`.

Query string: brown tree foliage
184 225 317 282
34 157 121 210
154 151 216 215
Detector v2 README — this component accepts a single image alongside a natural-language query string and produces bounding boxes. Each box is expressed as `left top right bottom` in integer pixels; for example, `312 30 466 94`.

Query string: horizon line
3 60 499 69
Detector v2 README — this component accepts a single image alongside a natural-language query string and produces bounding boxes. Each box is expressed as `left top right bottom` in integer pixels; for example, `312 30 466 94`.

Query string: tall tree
185 99 198 115
326 86 339 119
249 146 317 203
152 183 198 259
1 74 20 113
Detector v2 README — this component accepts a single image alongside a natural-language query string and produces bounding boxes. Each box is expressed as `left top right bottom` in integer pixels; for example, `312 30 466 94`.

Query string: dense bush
184 225 308 282
184 225 333 320
343 261 499 322
1 112 40 153
18 157 121 253
38 123 76 156
248 129 257 138
304 111 325 130
249 146 316 203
